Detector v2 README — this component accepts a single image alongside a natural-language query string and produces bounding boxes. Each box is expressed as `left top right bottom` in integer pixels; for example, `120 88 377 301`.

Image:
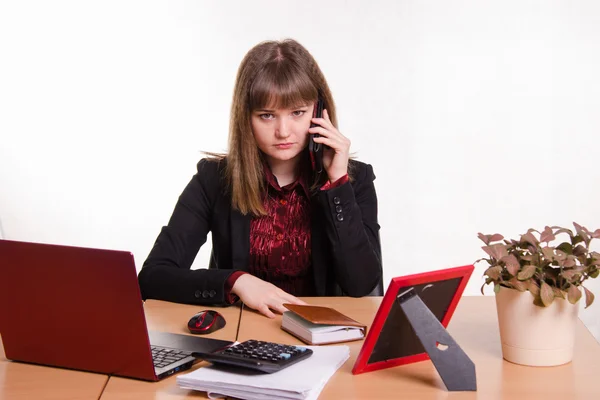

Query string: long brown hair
221 39 338 216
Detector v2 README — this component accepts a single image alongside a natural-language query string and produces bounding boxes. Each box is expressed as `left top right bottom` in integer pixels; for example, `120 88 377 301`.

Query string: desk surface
2 296 599 400
0 336 109 400
99 300 241 400
238 296 600 400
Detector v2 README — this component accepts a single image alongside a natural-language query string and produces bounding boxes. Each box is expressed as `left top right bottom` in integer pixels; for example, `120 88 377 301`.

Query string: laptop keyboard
151 346 192 369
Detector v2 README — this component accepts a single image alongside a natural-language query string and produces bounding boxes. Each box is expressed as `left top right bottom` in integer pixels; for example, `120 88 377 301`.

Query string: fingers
261 291 305 316
311 108 334 129
282 292 307 305
241 281 309 319
309 118 348 144
271 302 289 314
310 118 334 132
311 135 350 155
291 297 308 305
308 125 330 136
308 127 348 148
258 304 276 319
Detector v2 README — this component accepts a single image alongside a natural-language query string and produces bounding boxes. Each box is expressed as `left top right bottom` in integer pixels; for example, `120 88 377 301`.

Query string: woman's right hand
231 274 307 318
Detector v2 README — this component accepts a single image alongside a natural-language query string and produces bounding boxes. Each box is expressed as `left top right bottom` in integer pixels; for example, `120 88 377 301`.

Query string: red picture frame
352 265 474 375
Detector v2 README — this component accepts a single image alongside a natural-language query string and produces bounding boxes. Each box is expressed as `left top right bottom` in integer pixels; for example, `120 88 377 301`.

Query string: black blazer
138 157 383 306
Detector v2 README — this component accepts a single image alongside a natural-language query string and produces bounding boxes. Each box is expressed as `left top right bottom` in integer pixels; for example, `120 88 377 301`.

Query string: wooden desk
237 296 600 399
99 300 241 400
3 297 599 399
0 336 109 400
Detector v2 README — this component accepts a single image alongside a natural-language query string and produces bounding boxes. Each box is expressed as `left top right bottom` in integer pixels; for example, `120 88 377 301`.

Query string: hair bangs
249 62 317 111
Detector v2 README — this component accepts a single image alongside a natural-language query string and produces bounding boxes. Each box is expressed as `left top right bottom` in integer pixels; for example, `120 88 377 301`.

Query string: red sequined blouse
224 165 349 302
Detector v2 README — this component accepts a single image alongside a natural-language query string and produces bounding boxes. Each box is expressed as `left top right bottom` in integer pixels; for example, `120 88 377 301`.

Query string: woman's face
251 102 315 166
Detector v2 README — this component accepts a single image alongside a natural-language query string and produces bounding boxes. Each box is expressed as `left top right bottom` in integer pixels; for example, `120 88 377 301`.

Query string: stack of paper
177 345 349 400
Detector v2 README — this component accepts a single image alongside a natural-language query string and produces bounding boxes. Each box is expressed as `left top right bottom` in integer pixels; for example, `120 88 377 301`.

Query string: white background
1 1 599 341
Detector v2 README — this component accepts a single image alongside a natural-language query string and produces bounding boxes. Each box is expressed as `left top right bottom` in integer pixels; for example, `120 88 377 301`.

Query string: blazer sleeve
138 159 236 305
317 162 383 296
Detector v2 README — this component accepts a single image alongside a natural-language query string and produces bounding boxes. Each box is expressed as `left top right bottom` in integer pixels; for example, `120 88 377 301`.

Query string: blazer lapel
230 209 251 272
311 197 327 296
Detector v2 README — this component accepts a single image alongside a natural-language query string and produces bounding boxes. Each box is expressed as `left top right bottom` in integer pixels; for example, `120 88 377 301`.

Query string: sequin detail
249 168 315 296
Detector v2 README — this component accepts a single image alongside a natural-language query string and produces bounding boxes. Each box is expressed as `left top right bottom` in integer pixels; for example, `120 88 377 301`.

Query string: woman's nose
275 119 291 138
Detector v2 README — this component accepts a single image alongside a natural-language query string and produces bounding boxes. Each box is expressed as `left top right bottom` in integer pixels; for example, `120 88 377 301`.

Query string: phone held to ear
309 97 324 173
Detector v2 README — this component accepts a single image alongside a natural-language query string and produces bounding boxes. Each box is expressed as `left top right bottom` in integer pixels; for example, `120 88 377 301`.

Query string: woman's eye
292 110 305 117
260 113 274 120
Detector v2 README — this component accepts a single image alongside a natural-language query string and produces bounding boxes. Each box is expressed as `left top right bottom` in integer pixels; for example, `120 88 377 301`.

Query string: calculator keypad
223 340 309 362
197 339 313 373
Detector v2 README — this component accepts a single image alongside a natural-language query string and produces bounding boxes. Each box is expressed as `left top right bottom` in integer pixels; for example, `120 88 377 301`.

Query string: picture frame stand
397 288 477 392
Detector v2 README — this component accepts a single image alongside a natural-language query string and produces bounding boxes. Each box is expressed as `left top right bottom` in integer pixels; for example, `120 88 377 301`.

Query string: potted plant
477 222 599 366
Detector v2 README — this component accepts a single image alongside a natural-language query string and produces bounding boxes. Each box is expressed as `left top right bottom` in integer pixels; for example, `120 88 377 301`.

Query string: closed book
281 304 366 345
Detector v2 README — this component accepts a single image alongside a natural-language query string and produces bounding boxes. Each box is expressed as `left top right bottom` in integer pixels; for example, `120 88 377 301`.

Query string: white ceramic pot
495 286 579 367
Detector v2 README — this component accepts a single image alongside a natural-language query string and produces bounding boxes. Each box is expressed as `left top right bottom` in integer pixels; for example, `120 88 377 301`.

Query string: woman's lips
274 143 293 149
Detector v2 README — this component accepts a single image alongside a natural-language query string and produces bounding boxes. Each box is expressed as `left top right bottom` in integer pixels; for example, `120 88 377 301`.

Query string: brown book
281 304 367 345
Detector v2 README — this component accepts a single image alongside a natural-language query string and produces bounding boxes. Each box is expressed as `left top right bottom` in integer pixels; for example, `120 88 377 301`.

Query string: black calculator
192 339 313 374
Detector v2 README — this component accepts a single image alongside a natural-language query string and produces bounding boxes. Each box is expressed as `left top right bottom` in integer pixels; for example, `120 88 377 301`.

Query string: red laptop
0 239 232 381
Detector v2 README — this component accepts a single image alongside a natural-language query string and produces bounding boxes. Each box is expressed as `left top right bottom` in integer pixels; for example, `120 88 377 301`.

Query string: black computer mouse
187 310 226 335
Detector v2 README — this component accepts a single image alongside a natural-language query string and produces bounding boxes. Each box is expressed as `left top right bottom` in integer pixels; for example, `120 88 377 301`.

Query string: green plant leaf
540 281 554 307
493 283 501 294
590 269 599 279
572 235 584 245
532 295 545 307
501 254 520 276
484 266 502 280
555 250 568 262
561 269 582 282
517 264 536 281
572 245 587 257
508 278 528 292
555 242 573 255
564 255 577 268
573 222 592 243
567 285 582 304
582 286 595 309
590 251 600 265
551 227 574 237
552 287 566 299
528 281 540 296
542 267 558 285
541 246 555 261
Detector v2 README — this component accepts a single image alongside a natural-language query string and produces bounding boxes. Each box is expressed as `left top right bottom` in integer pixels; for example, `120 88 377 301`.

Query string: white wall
1 0 599 341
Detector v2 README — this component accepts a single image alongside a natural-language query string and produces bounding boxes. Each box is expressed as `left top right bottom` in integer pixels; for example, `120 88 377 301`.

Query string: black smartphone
308 97 325 173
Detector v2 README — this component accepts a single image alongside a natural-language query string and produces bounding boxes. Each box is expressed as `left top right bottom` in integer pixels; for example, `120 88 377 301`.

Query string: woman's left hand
309 109 350 182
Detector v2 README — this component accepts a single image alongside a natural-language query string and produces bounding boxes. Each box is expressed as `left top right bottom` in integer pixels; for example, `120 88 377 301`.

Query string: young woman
138 39 382 318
